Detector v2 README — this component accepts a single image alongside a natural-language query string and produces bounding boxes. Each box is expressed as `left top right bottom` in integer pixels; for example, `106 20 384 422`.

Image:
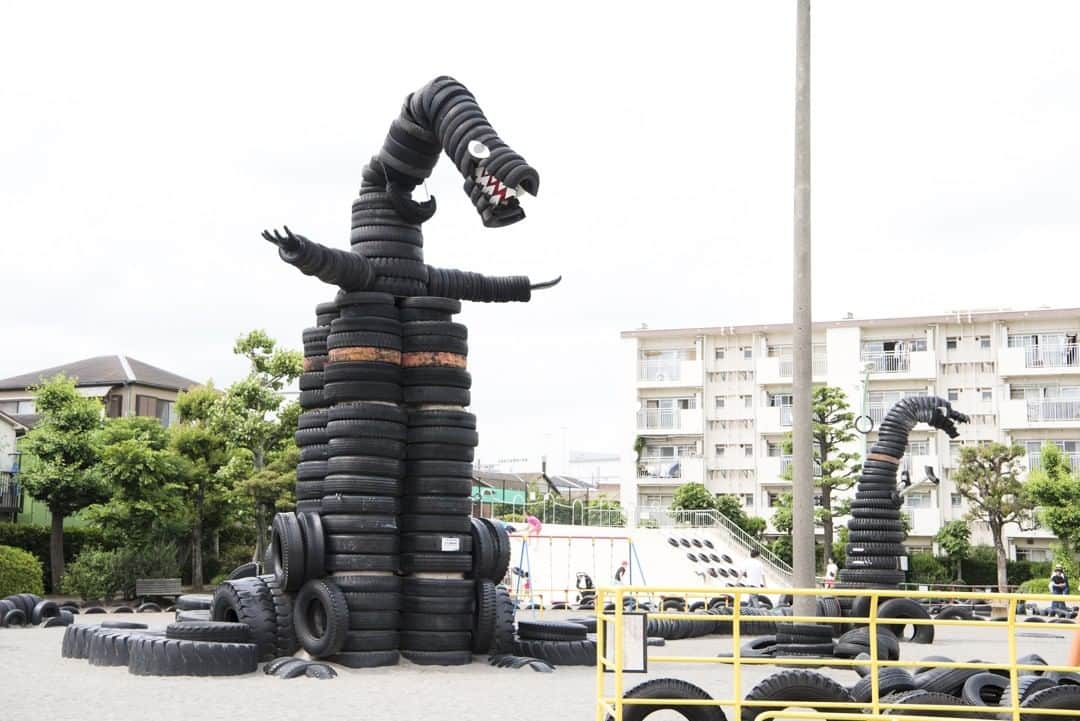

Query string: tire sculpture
838 396 969 594
253 77 548 667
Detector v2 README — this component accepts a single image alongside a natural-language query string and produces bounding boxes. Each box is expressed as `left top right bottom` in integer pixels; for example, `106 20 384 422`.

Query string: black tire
326 650 400 668
270 512 306 592
1003 676 1058 705
296 460 329 480
127 636 258 676
399 612 472 632
295 427 330 446
405 441 475 461
513 638 596 666
399 514 471 533
166 621 253 644
321 514 398 534
89 628 161 667
402 386 472 406
878 597 935 643
111 606 135 614
479 518 511 581
304 662 339 678
294 579 350 658
326 418 407 441
341 629 399 652
846 542 907 557
407 427 479 446
325 553 398 572
409 476 473 496
320 495 400 515
327 437 406 458
472 580 496 654
847 518 905 532
347 611 400 630
400 649 472 666
400 533 472 554
326 534 399 554
402 336 468 355
102 620 148 629
330 316 404 335
329 402 407 424
962 672 1009 706
176 594 213 611
401 495 471 515
493 586 516 654
226 562 259 580
914 663 985 696
913 656 956 675
326 332 402 351
297 511 326 581
848 530 906 544
935 605 973 620
327 455 405 477
297 409 328 429
408 408 476 429
322 474 403 496
344 592 401 612
836 568 905 585
399 630 471 652
210 577 278 661
335 575 402 593
261 574 298 657
880 690 964 717
44 611 74 627
606 678 725 721
31 599 60 625
1020 685 1080 719
834 626 900 660
741 669 853 721
517 619 588 642
850 668 916 702
61 623 98 658
323 361 401 385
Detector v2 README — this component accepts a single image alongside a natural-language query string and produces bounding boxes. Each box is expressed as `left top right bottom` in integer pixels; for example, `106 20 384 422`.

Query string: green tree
714 494 767 539
18 375 108 590
934 520 972 582
88 416 186 547
952 442 1033 592
670 483 717 512
173 385 234 590
1025 442 1080 554
782 386 861 568
211 331 302 562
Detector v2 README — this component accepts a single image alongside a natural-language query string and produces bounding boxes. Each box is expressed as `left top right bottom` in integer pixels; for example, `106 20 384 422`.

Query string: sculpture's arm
425 266 561 303
261 227 373 291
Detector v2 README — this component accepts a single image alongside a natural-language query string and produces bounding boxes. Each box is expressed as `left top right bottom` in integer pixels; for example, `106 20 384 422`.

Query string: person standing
824 558 838 588
741 549 766 588
614 560 628 584
1051 565 1070 611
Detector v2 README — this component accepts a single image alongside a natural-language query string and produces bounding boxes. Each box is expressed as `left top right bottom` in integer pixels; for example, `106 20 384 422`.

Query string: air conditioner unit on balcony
655 374 665 381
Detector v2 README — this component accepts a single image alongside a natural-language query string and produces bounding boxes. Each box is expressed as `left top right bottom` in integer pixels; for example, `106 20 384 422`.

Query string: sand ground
1 611 1072 721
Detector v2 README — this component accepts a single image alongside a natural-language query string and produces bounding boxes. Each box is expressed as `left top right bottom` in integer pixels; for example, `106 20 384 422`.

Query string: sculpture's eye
467 140 491 159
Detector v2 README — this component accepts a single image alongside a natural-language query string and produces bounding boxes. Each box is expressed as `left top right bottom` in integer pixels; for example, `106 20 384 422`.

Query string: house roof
0 355 200 393
472 470 596 495
0 410 28 431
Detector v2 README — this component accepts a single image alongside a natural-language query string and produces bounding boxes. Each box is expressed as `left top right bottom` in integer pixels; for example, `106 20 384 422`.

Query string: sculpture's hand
261 226 303 253
530 275 562 292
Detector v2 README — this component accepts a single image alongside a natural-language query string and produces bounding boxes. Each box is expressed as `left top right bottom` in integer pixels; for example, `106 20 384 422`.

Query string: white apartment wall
0 421 15 473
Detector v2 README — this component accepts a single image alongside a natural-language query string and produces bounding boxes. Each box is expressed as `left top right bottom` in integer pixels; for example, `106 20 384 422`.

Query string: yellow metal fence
595 585 1080 721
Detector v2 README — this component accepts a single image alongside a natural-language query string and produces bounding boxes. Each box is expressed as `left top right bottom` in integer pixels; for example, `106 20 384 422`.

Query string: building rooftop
621 306 1080 339
0 355 200 393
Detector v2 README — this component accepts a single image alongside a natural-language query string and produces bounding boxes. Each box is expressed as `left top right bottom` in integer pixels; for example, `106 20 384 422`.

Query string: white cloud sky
2 1 1078 467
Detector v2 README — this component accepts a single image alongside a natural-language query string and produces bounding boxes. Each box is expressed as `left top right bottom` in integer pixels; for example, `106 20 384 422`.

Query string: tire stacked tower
248 77 552 669
838 397 969 594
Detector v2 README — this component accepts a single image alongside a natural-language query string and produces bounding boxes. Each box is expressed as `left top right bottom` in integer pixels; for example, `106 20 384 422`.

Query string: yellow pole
1070 618 1080 667
594 585 605 721
1007 595 1019 721
615 585 624 721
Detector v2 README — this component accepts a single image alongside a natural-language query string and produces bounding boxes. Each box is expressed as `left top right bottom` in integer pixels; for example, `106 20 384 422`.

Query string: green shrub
62 548 122 600
908 553 951 585
0 523 107 592
0 544 45 597
497 513 525 523
1018 578 1050 594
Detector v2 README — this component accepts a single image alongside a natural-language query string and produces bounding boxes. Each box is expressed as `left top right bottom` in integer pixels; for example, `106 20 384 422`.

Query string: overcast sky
3 2 1078 467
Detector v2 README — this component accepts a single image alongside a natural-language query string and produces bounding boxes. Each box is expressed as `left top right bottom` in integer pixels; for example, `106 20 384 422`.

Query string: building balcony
904 507 942 537
757 405 793 434
637 359 703 388
757 355 827 385
1000 398 1080 430
1027 451 1080 473
636 407 703 435
707 454 755 472
0 473 21 513
637 456 704 484
861 350 936 379
999 345 1080 377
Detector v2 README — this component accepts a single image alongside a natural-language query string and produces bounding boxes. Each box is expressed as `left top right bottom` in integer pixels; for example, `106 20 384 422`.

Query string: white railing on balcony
638 359 681 382
1025 345 1080 369
868 406 886 424
862 350 910 373
777 356 827 378
779 405 793 427
1028 451 1080 472
637 408 680 430
778 457 823 477
637 460 685 479
1027 399 1080 422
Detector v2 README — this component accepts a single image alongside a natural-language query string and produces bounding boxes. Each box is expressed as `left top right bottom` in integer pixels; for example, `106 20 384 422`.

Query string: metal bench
135 578 183 601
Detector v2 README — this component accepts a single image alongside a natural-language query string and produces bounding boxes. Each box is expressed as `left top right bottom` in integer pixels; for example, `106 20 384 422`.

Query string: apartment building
621 307 1080 560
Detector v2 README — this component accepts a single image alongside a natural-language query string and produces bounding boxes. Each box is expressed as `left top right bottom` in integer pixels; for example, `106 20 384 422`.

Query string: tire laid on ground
127 636 258 676
61 623 99 658
227 561 259 580
879 690 964 717
741 670 853 721
1021 685 1080 716
177 594 213 611
961 672 1009 707
166 621 253 644
210 577 278 661
472 580 496 654
135 602 162 613
44 611 74 628
914 663 986 696
400 649 472 666
513 638 596 666
850 668 916 703
327 650 400 668
102 620 148 629
606 678 726 721
88 628 162 667
293 578 349 658
834 626 900 660
493 585 516 654
517 619 588 642
934 605 973 621
1001 676 1058 705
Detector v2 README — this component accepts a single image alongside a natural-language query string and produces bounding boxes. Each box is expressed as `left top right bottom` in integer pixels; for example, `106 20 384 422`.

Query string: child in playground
614 560 628 584
525 514 543 537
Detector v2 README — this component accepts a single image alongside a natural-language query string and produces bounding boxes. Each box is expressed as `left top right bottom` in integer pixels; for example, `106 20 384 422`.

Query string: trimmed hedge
0 523 106 592
0 544 45 597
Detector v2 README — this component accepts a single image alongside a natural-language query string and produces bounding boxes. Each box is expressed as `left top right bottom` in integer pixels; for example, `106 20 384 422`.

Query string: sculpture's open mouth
474 165 523 207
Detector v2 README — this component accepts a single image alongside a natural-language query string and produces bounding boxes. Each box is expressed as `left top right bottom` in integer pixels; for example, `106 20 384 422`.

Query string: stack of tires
312 290 406 668
0 593 67 627
398 297 479 665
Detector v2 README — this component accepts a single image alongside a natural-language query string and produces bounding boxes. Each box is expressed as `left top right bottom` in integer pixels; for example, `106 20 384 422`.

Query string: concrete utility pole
792 0 816 614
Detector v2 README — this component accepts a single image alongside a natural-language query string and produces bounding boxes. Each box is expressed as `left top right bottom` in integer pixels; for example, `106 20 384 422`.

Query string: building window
715 348 726 360
951 493 963 508
136 395 174 426
106 395 123 418
766 442 783 457
947 388 960 402
813 495 823 507
741 494 754 508
906 492 931 509
715 396 725 409
16 400 35 414
742 444 753 457
946 336 959 350
678 397 697 410
979 388 992 402
714 445 724 457
742 346 753 360
907 440 929 456
978 336 991 349
767 493 782 508
741 395 752 408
